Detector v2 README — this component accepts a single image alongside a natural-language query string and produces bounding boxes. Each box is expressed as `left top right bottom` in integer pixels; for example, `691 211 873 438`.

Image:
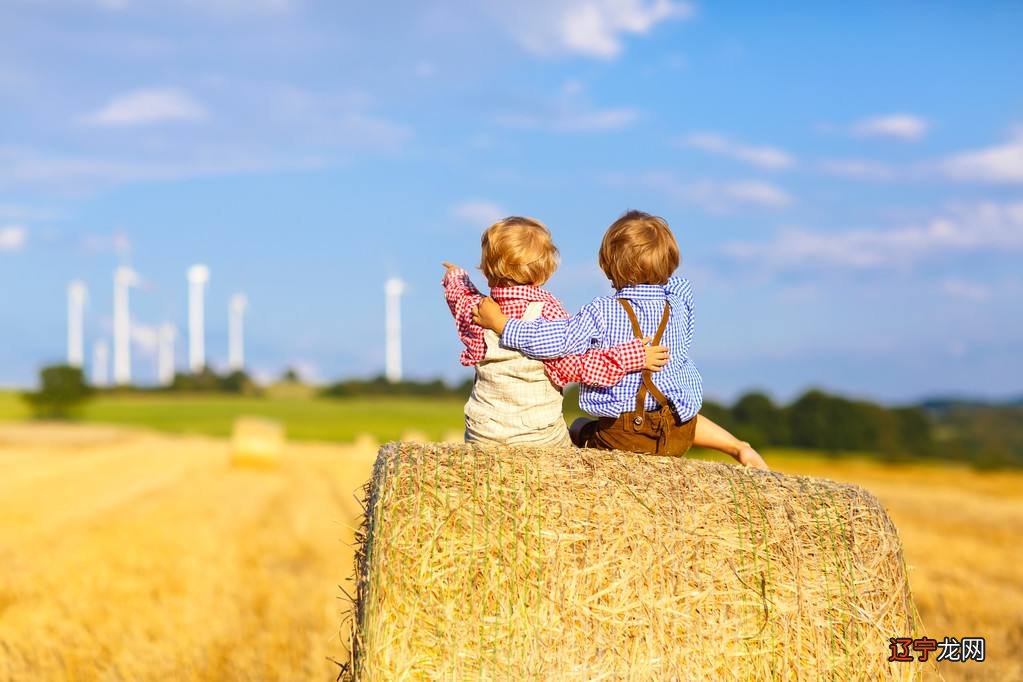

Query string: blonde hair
479 216 559 287
598 210 680 290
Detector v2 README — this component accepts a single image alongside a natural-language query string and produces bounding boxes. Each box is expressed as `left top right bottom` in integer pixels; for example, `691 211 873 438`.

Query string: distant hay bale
399 429 429 443
229 417 284 468
352 433 378 455
344 443 923 681
440 429 464 444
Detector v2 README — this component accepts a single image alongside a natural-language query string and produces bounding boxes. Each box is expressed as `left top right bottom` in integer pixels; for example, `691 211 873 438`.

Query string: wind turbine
158 324 176 386
67 280 87 368
228 294 247 372
113 266 139 385
92 340 109 387
384 278 405 383
187 264 209 373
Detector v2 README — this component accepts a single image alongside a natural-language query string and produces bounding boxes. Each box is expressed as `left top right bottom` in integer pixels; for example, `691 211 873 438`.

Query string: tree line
21 364 1021 469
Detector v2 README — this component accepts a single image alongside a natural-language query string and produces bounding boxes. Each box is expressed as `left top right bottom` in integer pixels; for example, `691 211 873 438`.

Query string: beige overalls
464 301 573 447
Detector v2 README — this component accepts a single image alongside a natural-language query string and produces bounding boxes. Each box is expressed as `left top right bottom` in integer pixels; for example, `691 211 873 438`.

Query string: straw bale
344 442 924 680
399 429 430 443
440 429 464 445
353 433 379 455
229 417 284 468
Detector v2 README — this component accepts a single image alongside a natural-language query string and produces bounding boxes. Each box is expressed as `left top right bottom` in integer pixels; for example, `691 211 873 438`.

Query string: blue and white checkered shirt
501 277 704 420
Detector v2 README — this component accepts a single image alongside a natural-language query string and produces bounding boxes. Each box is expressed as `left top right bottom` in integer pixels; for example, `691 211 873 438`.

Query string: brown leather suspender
617 298 671 426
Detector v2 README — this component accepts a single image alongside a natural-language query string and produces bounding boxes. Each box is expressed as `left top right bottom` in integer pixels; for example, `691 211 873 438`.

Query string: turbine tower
228 294 247 372
187 264 209 373
158 324 176 386
92 340 109 387
113 266 138 385
67 280 87 368
384 278 405 383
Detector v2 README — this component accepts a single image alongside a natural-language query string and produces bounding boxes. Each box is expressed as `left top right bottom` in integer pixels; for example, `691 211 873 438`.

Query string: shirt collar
614 284 666 300
490 284 557 305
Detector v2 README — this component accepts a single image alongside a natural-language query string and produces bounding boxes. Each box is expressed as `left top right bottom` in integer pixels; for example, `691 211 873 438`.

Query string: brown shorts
573 409 696 457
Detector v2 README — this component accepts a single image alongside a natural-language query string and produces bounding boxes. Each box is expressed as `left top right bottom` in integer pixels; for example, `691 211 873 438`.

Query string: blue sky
1 0 1021 403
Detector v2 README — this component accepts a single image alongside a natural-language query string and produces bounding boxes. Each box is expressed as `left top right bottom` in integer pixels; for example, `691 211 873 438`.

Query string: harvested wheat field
0 422 376 681
1 424 1020 681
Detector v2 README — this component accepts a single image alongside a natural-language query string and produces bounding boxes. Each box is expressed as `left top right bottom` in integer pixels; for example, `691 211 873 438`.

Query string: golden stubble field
0 423 1020 681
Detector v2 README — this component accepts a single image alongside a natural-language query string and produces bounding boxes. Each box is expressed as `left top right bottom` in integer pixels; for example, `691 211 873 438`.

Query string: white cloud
853 113 929 141
0 225 28 252
0 146 325 194
495 0 693 59
82 231 131 256
451 200 507 227
0 204 60 221
332 113 413 150
92 0 296 13
84 87 209 126
722 201 1023 271
631 173 793 212
496 106 639 133
818 159 895 181
942 279 991 302
414 61 436 78
938 128 1023 184
679 132 795 170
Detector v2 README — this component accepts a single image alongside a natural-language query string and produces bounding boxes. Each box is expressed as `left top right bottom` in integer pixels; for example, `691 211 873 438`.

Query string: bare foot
736 442 770 471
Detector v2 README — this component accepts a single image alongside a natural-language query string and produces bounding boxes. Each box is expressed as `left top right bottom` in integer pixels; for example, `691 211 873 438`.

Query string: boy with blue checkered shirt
473 210 769 469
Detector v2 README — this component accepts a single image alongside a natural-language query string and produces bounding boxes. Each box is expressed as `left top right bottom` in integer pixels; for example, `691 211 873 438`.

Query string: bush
23 364 94 419
321 375 472 400
168 368 259 395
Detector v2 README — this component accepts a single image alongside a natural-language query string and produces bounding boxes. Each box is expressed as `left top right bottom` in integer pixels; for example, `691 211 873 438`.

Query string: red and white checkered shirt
442 268 645 389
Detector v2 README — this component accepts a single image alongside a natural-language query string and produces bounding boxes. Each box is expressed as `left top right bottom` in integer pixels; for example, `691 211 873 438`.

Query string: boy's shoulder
665 275 693 299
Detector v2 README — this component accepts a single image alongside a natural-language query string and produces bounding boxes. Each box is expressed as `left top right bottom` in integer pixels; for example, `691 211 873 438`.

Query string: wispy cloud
92 0 296 13
0 146 325 194
630 173 793 213
495 79 640 133
722 201 1023 271
494 0 693 59
451 200 507 227
818 159 896 181
0 204 60 222
852 113 930 141
679 132 795 170
497 107 639 133
81 231 131 256
942 278 991 302
0 225 28 252
938 127 1023 184
83 87 209 127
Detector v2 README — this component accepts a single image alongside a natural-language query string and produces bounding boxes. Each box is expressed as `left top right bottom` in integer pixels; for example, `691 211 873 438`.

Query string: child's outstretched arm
441 263 486 365
532 295 668 388
473 296 599 359
544 337 669 388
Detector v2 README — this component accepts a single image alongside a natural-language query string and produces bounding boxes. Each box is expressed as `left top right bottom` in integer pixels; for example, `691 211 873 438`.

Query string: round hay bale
345 443 924 680
229 416 284 468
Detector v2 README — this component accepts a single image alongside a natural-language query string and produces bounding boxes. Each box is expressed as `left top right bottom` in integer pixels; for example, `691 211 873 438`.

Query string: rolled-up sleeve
665 277 695 355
